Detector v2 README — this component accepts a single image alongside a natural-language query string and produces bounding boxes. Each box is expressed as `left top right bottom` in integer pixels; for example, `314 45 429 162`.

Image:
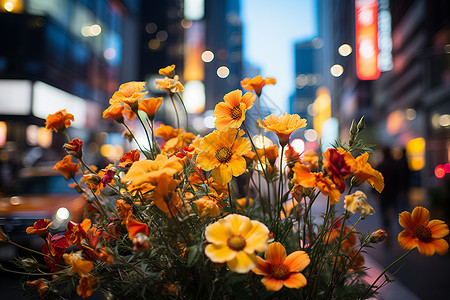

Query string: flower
344 191 374 219
63 138 84 158
151 174 183 216
323 148 351 193
258 113 307 146
65 219 91 248
118 149 140 168
63 251 94 276
77 275 97 298
204 214 269 273
213 89 256 131
369 229 388 243
139 97 163 120
132 233 152 252
26 278 50 298
102 102 136 123
196 128 251 185
194 196 220 217
45 109 74 132
338 148 384 193
121 154 184 193
53 155 79 180
116 199 132 224
155 124 182 141
240 75 276 97
159 64 176 78
155 75 184 94
398 206 449 256
252 242 310 291
126 217 149 240
109 81 148 112
26 219 52 237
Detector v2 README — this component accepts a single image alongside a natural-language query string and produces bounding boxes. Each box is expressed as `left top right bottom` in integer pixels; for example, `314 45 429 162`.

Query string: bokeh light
338 44 352 56
201 50 214 62
330 64 344 77
217 66 230 78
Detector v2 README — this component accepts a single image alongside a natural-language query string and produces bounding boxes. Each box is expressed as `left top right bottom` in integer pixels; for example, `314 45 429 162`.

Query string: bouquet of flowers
1 65 448 299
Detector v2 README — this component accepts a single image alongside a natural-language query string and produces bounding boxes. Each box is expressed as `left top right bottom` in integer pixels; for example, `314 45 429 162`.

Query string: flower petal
397 230 417 250
205 244 236 263
431 238 449 255
283 273 307 289
265 242 286 265
205 218 233 245
223 90 242 107
241 92 256 110
226 251 257 273
398 211 415 231
252 256 271 276
261 277 284 291
211 163 232 185
229 155 247 177
224 214 250 235
232 137 252 155
243 220 269 253
417 240 435 256
411 206 430 226
196 151 220 171
428 220 450 239
285 251 310 272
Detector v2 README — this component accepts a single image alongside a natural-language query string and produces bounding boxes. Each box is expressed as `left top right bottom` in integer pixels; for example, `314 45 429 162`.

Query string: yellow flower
344 191 374 218
258 113 307 146
121 154 184 193
159 64 176 78
213 89 256 131
196 128 251 185
155 124 182 141
337 148 384 193
109 81 148 112
398 206 449 256
240 75 276 97
45 109 74 133
138 97 162 121
252 242 309 291
155 75 184 94
204 214 269 273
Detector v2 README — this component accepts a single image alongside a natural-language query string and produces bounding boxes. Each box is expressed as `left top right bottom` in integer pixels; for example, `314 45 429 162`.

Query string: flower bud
369 229 388 243
63 138 83 159
357 116 365 132
22 257 39 271
132 233 152 252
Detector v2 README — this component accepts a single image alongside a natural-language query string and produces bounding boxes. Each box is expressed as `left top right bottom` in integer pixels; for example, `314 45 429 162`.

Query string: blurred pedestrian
376 146 400 244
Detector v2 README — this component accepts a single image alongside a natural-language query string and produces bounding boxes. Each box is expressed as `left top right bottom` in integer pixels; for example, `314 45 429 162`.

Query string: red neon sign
355 0 380 80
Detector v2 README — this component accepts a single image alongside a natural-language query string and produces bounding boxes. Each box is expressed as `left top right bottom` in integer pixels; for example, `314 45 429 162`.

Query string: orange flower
53 155 79 180
155 124 182 141
196 128 251 185
118 149 140 168
63 251 94 276
77 275 97 298
151 174 183 216
102 103 135 123
302 150 319 171
63 138 84 158
126 217 149 240
240 75 276 97
291 163 341 204
116 199 132 224
213 89 256 131
337 148 384 193
252 242 310 291
236 197 254 210
64 219 91 248
155 75 184 94
109 81 148 112
159 64 176 78
398 206 449 256
258 113 307 146
26 278 50 298
26 219 52 237
139 97 163 120
162 132 196 155
256 144 279 166
193 196 220 217
45 109 74 132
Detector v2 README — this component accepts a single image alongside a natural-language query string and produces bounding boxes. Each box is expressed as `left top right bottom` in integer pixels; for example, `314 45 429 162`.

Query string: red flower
118 149 140 168
26 219 52 237
323 148 351 193
65 219 91 248
63 138 84 158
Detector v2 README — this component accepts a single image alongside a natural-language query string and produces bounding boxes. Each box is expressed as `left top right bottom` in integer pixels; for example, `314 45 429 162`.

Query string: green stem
227 182 236 213
176 92 189 131
0 265 66 276
360 249 414 299
274 145 285 241
169 94 180 129
136 112 154 159
122 122 150 159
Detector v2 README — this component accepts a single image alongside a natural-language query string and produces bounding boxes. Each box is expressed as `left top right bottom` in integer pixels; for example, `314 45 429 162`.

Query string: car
0 166 87 259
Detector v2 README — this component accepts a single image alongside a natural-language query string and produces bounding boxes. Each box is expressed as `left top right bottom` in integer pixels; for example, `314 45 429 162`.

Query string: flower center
215 147 232 163
230 106 242 120
414 224 432 242
227 235 246 251
271 264 290 280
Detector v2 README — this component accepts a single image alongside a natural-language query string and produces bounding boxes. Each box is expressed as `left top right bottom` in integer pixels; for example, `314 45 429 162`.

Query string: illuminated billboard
355 0 380 80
